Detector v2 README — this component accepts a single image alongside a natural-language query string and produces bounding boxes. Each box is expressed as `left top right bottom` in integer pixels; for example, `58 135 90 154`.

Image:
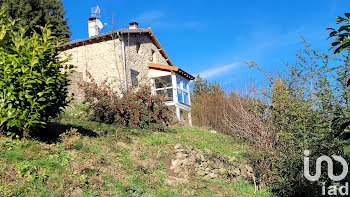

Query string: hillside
0 105 273 197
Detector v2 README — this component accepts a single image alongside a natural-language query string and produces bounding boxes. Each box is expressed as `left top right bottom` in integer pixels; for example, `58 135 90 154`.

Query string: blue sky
62 0 349 90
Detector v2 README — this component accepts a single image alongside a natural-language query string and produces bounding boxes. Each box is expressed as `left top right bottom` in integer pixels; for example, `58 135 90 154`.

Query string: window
153 75 174 101
131 69 139 85
183 92 189 104
154 75 172 89
156 89 173 101
150 49 155 62
177 89 183 103
183 81 188 90
177 78 181 87
176 77 190 105
136 41 141 54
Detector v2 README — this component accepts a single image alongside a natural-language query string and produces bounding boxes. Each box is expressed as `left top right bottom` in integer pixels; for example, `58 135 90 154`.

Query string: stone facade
59 26 194 124
122 33 169 85
60 32 170 102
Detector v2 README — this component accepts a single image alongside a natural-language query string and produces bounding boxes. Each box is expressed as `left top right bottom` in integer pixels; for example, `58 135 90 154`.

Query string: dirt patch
0 165 18 183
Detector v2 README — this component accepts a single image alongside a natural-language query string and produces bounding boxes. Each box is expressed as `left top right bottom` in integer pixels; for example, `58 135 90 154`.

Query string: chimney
129 22 139 29
88 17 99 37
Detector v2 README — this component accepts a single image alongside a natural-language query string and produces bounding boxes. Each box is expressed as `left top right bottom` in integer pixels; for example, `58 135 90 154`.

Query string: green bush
81 72 172 131
0 10 70 136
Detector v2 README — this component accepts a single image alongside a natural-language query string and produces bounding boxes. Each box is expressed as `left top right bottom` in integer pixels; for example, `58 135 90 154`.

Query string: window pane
177 89 183 103
183 92 189 104
154 75 172 89
183 81 188 90
156 89 173 101
131 69 139 85
176 78 181 87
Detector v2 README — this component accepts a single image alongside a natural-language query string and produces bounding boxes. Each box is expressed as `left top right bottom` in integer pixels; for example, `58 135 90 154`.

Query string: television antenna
91 5 101 18
91 5 106 30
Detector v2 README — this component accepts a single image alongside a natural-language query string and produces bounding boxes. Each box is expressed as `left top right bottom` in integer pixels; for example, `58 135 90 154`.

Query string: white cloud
135 10 164 23
198 63 240 79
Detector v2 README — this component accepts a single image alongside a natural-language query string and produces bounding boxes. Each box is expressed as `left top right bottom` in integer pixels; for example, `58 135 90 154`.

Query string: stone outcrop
168 144 254 184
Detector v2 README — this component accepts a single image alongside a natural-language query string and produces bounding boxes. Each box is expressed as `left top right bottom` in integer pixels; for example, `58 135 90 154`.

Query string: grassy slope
0 105 273 197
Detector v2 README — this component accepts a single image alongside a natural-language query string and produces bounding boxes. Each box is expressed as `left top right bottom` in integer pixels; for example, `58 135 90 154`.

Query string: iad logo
304 150 349 196
304 150 348 181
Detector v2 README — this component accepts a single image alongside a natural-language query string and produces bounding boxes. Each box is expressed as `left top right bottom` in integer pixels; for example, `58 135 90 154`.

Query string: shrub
0 10 70 136
191 40 348 196
81 73 171 131
59 128 82 150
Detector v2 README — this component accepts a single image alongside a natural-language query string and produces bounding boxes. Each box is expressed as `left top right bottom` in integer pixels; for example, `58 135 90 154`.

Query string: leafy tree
0 9 71 137
328 13 350 152
192 75 221 95
328 13 350 54
247 39 346 196
0 0 71 41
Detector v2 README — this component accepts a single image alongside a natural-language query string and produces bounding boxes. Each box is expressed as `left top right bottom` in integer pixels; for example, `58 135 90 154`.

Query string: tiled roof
148 63 195 80
59 28 194 80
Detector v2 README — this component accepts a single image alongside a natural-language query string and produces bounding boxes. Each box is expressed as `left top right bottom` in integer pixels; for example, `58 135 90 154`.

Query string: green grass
0 104 274 197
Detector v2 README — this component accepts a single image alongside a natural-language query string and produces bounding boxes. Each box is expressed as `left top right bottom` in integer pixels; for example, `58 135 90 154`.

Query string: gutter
117 32 128 91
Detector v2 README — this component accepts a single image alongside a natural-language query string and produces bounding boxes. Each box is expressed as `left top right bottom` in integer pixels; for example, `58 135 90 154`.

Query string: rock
178 172 189 179
205 168 211 174
171 159 179 167
219 168 227 174
204 173 216 179
213 169 220 174
188 158 195 163
197 170 206 176
174 144 186 150
176 153 188 159
229 157 237 163
231 168 240 176
202 162 208 168
174 167 182 174
204 149 212 155
245 165 253 173
210 130 217 134
164 176 189 186
182 158 190 166
71 187 82 196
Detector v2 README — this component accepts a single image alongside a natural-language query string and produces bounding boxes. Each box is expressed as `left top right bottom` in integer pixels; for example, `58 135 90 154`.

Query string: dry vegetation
0 104 273 197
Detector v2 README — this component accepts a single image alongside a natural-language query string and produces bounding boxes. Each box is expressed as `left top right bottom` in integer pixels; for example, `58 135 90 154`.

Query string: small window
154 75 172 89
131 69 139 85
150 49 155 62
136 41 141 54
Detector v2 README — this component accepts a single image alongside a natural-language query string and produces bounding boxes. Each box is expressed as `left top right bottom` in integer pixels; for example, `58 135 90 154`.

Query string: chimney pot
129 22 139 29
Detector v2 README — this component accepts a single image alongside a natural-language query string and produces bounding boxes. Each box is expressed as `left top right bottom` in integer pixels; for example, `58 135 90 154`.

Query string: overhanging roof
148 63 195 80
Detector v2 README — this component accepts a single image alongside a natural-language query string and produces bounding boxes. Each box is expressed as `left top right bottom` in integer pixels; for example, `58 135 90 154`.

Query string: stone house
58 18 195 125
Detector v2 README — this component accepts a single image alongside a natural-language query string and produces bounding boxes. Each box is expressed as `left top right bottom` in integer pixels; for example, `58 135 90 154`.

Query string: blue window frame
183 92 189 104
177 78 181 87
177 89 183 103
176 76 190 105
183 81 188 90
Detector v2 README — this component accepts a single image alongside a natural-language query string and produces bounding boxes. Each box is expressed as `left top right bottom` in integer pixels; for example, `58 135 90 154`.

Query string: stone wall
166 144 255 185
67 71 85 103
122 33 170 86
60 33 170 103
